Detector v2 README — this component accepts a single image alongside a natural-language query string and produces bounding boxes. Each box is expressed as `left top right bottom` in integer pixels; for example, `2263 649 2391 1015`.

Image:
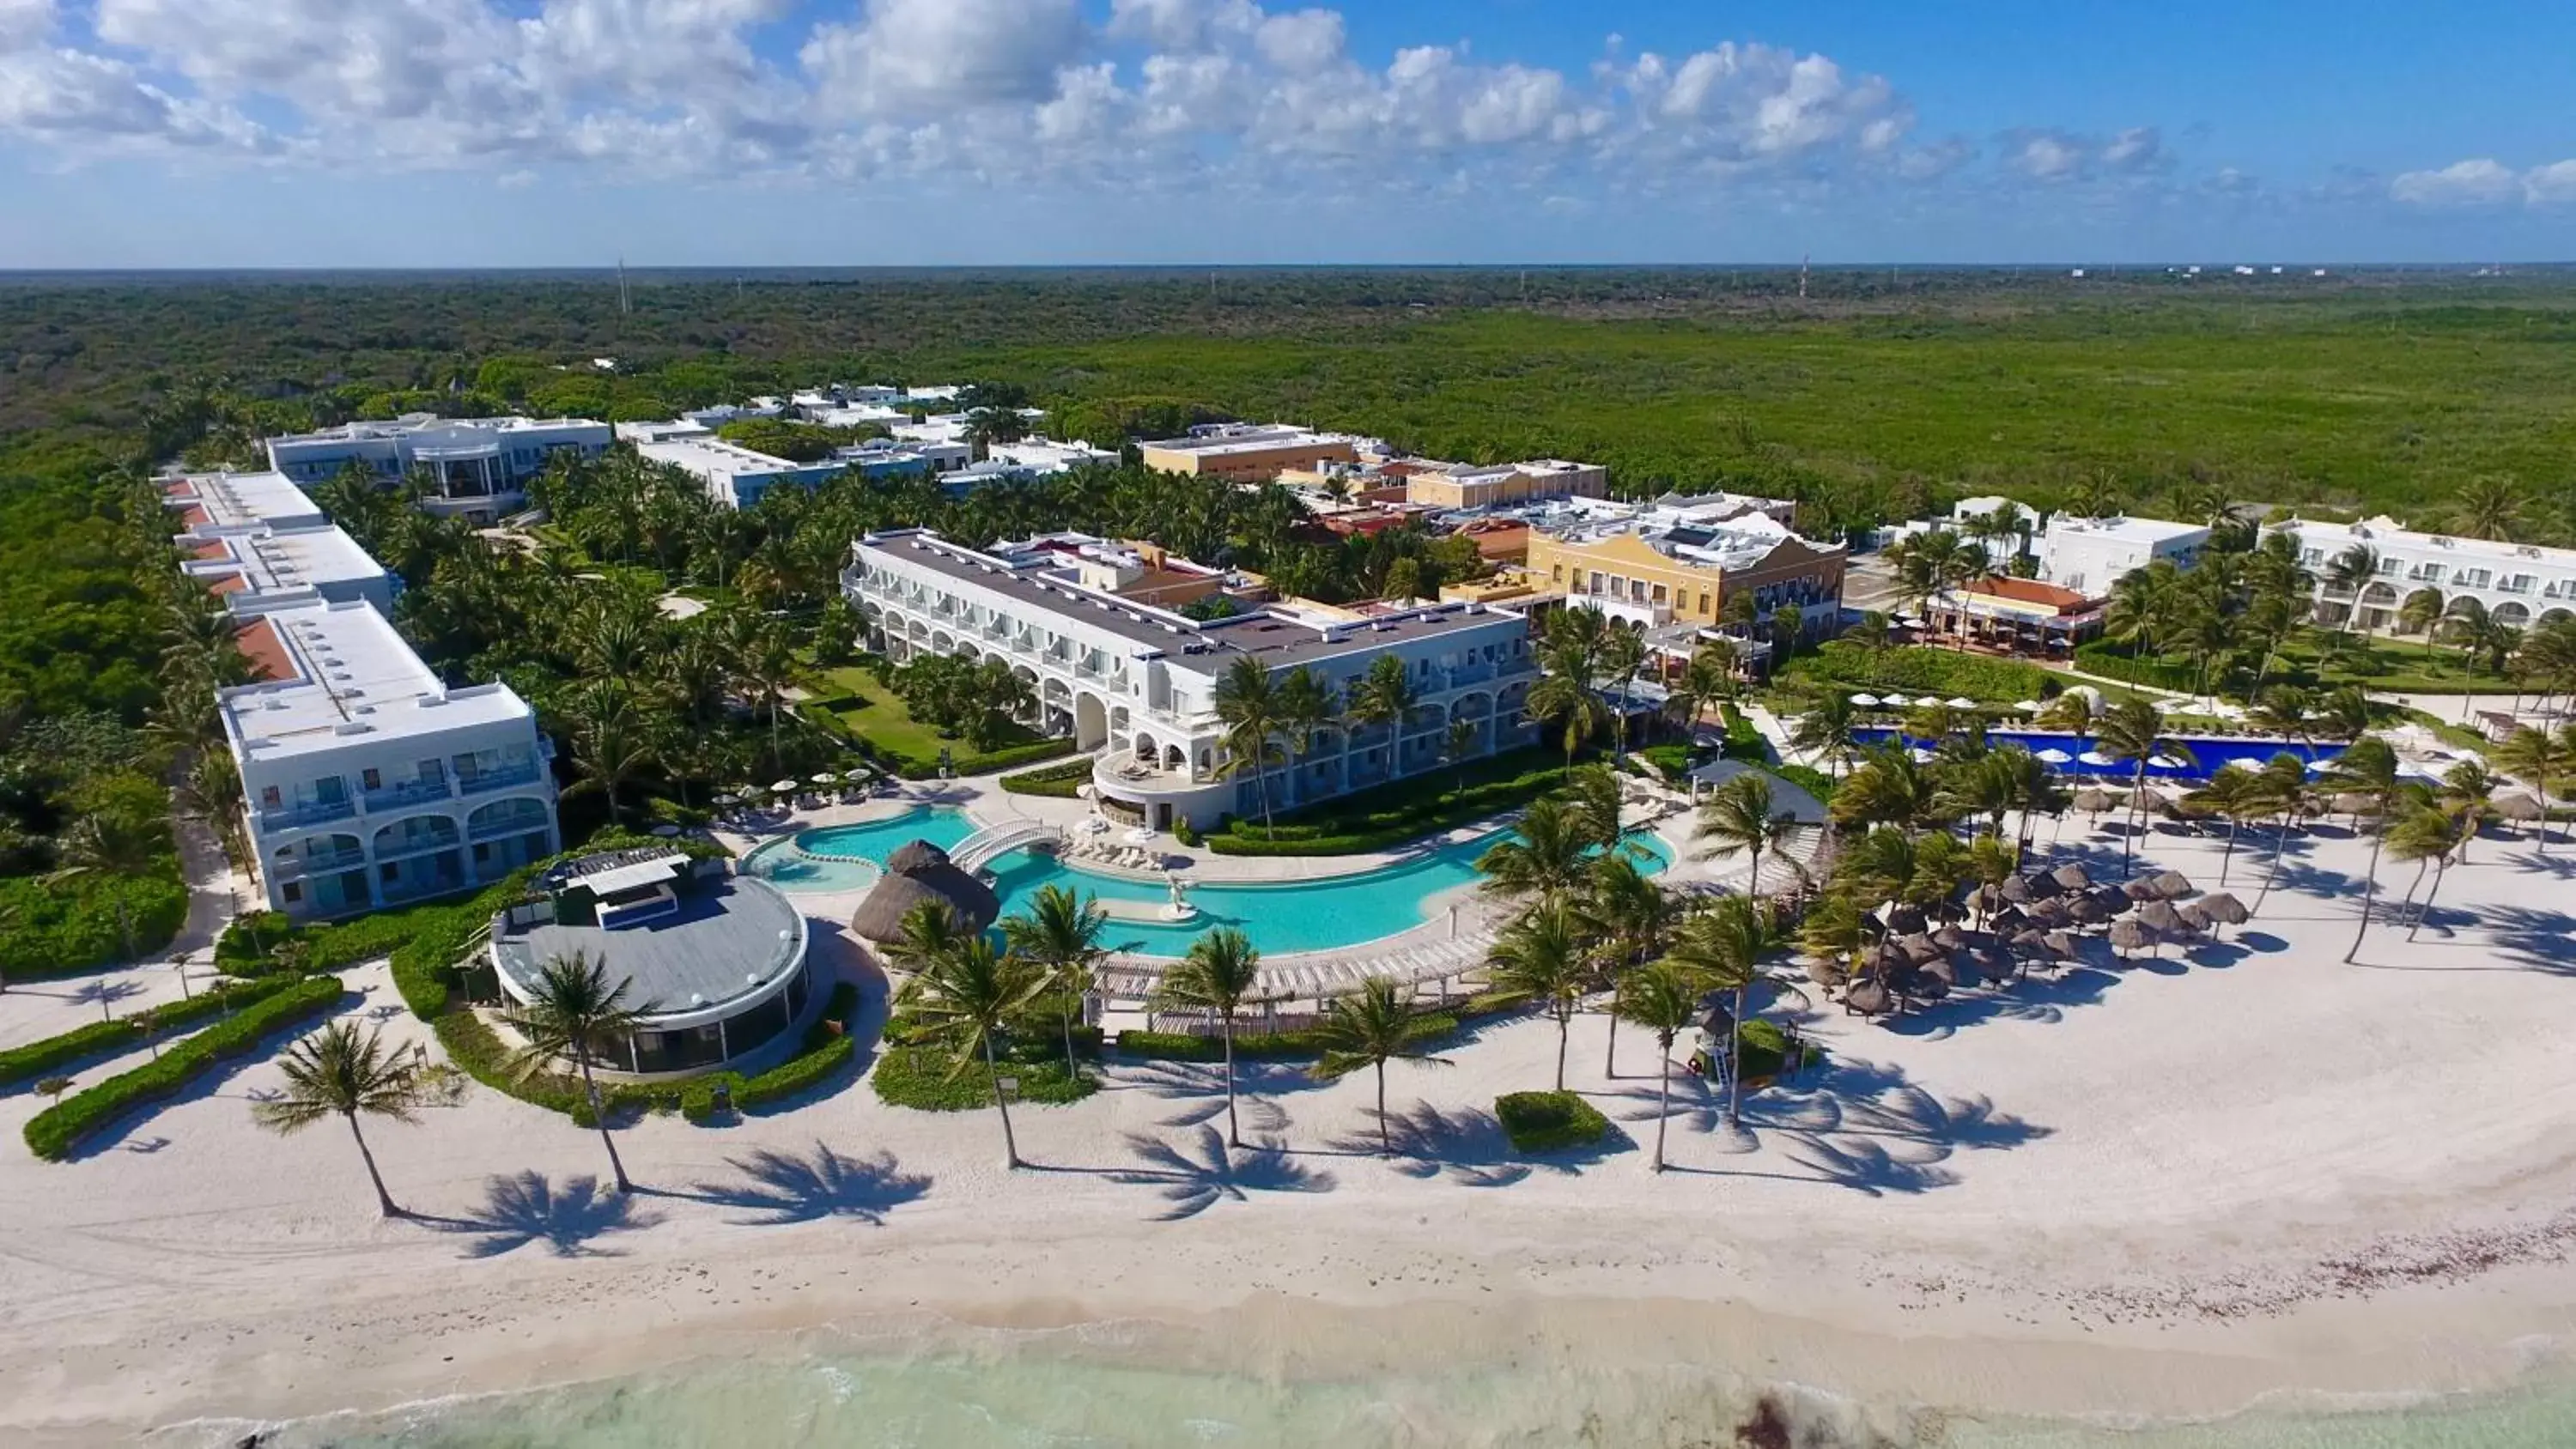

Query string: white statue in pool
1162 872 1198 922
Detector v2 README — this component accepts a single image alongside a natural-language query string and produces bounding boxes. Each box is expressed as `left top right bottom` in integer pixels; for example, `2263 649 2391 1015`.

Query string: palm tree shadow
1616 1055 2041 1193
1102 1059 1303 1132
71 979 149 1016
422 1171 662 1258
1321 1100 1624 1185
668 1143 932 1227
1105 1125 1336 1220
2471 906 2576 976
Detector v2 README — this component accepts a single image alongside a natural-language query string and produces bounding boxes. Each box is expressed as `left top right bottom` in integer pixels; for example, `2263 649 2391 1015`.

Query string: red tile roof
1967 575 2094 610
233 616 295 682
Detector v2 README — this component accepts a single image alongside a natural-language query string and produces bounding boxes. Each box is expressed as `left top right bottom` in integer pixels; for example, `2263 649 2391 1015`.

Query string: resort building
623 425 848 509
166 470 396 616
218 599 557 919
1878 495 2044 558
1405 458 1608 512
1523 503 1847 643
2263 516 2576 632
1926 576 2106 652
1139 424 1363 482
487 851 812 1076
833 437 956 482
265 415 612 522
2036 514 2210 595
845 529 1540 830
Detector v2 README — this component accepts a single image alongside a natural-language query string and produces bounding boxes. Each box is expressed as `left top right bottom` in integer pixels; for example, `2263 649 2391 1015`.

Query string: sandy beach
3 815 2573 1446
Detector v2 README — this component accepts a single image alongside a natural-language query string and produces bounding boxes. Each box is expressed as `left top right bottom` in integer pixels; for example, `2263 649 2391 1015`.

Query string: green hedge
0 865 190 982
1208 749 1569 856
998 758 1095 797
890 737 1078 781
870 1046 1098 1111
1781 643 2053 704
1114 991 1523 1062
1718 703 1768 762
1636 743 1692 779
1771 762 1839 804
2075 641 2198 693
1493 1089 1611 1153
1735 1018 1823 1081
0 973 313 1088
24 977 347 1161
680 981 866 1123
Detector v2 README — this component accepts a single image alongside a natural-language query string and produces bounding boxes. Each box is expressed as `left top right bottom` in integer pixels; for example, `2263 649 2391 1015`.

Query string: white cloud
2391 157 2526 207
803 0 1087 120
0 0 54 50
2008 130 2087 182
2100 125 2170 174
2523 160 2576 206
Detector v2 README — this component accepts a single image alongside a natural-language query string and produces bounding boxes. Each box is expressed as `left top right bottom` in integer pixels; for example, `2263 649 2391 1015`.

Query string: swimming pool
1850 728 2344 779
742 808 1674 959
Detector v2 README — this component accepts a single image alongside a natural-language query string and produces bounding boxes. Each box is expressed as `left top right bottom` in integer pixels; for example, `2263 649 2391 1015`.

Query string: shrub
1208 748 1570 856
1636 743 1692 779
1718 703 1768 762
2075 641 2199 694
1171 815 1201 847
1115 1010 1463 1062
1771 762 1839 803
1734 1018 1822 1081
1493 1090 1611 1154
999 757 1095 797
0 866 190 982
24 976 346 1161
870 1045 1097 1111
0 973 313 1088
214 912 299 968
1782 642 2051 704
892 737 1077 780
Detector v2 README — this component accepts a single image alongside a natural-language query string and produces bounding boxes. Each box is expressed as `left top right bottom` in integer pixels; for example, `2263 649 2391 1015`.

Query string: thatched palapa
850 840 1001 945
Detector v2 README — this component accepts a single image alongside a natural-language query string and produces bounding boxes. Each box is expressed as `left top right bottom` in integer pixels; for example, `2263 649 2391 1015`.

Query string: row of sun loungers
1058 839 1168 872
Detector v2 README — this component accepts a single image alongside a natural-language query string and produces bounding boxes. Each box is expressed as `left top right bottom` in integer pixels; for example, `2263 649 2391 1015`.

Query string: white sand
3 818 2574 1444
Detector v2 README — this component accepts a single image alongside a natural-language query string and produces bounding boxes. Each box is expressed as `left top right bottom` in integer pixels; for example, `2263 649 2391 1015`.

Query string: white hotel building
2264 516 2576 633
845 530 1539 830
165 473 559 919
2034 514 2212 595
266 415 613 522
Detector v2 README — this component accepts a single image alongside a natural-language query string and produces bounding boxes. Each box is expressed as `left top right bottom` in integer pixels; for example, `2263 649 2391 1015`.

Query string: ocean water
161 1345 2576 1449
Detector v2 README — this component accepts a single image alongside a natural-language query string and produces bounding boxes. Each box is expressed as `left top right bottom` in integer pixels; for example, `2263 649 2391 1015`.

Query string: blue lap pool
1850 727 2343 779
742 808 1673 959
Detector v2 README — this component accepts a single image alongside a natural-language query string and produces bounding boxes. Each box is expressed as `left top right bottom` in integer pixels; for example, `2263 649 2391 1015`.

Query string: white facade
2036 514 2211 594
222 601 557 919
2265 515 2576 632
627 429 848 509
845 530 1539 829
265 415 611 521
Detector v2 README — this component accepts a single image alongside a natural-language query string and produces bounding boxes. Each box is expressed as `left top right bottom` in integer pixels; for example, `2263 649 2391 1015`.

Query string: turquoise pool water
742 807 1673 959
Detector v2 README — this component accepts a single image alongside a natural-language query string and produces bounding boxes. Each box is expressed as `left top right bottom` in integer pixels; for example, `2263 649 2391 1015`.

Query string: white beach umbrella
2011 700 2043 712
1880 693 1914 707
770 779 799 795
2034 748 2075 766
1946 696 1978 710
811 772 839 785
1909 747 1938 762
2149 753 2192 770
2078 749 2118 768
1849 693 1881 706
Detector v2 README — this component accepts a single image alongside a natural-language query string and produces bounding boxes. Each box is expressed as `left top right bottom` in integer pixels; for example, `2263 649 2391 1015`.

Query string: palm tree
999 883 1110 1076
2323 544 2380 639
1615 961 1705 1173
2494 724 2573 852
1664 896 1772 1128
2436 758 2500 865
1579 855 1674 1078
1785 692 1861 781
1598 626 1648 760
2251 752 2312 914
2183 767 2267 886
45 812 165 967
561 678 655 826
252 1021 422 1219
502 951 657 1193
1694 772 1806 899
1212 656 1285 835
878 899 971 976
2092 700 2189 874
2324 736 2403 964
1486 900 1593 1092
1157 927 1265 1148
1274 667 1338 803
896 934 1051 1168
2450 476 2526 543
1474 796 1595 903
1443 718 1479 791
2397 588 2445 654
1665 644 1741 739
1561 763 1626 852
2390 803 2475 943
2032 693 2094 740
1311 977 1453 1156
1345 654 1417 779
1524 667 1605 771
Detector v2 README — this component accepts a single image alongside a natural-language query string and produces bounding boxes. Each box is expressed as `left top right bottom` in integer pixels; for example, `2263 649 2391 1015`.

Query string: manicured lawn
2269 633 2512 694
806 662 1064 776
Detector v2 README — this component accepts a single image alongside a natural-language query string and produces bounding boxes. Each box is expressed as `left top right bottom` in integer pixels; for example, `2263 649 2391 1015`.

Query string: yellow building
1138 425 1359 482
1523 525 1844 634
1404 458 1607 511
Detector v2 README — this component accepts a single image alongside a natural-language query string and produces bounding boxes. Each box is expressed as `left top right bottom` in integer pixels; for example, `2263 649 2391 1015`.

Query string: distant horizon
3 260 2572 282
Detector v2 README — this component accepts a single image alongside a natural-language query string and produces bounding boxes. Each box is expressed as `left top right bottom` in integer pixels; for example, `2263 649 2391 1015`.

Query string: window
361 767 382 791
380 864 399 882
261 785 282 809
282 882 302 905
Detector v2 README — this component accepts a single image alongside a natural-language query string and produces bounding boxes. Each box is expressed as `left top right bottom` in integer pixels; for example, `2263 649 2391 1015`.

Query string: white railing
950 820 1065 875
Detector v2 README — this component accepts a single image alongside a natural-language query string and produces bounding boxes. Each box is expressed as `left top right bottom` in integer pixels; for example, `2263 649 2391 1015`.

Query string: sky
0 0 2570 268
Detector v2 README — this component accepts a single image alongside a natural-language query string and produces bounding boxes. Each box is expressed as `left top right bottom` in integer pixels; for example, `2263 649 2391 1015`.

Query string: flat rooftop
2051 514 2209 543
1140 426 1346 458
220 599 532 759
635 434 814 480
1181 603 1520 674
865 531 1201 651
2269 516 2576 568
188 524 386 604
493 875 804 1020
167 471 326 531
270 415 605 446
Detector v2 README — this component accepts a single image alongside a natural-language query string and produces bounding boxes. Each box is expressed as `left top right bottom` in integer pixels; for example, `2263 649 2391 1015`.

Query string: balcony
379 871 470 906
457 761 542 796
270 846 368 880
1444 662 1496 688
363 776 453 812
257 797 355 833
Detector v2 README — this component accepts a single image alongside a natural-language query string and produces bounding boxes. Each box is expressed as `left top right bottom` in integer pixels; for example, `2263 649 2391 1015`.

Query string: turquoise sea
165 1344 2576 1449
